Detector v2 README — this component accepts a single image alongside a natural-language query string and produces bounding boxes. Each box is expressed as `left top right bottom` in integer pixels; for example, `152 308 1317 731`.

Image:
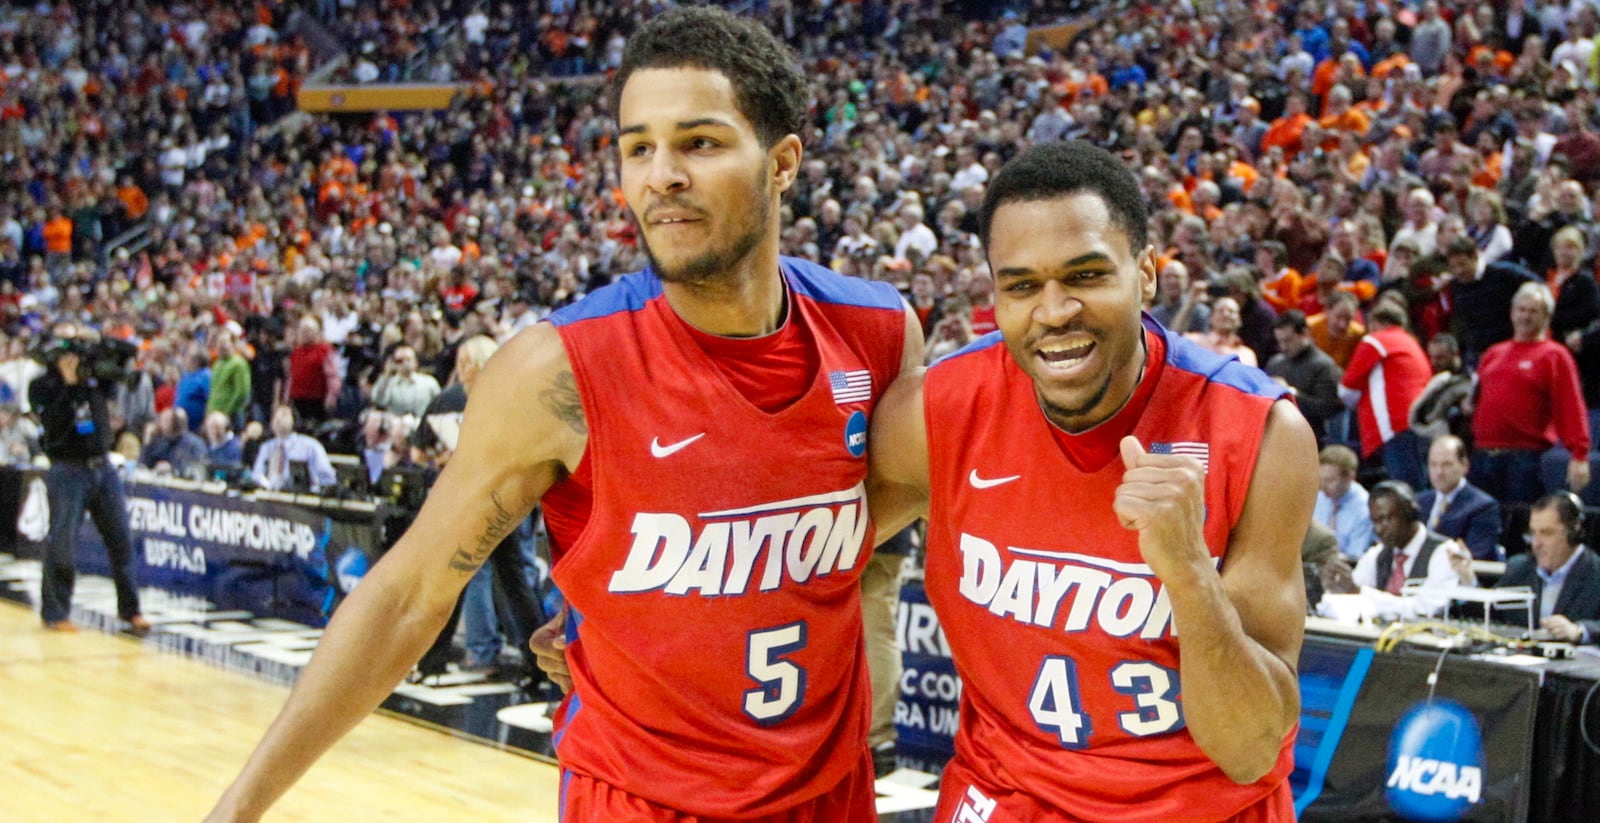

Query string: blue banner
896 578 959 766
75 481 345 625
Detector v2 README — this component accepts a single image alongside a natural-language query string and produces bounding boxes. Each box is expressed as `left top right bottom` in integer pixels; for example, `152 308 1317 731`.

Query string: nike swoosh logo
650 433 706 458
968 470 1020 489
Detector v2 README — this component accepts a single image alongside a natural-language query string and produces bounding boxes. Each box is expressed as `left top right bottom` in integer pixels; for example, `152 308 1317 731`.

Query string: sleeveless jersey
922 316 1294 821
541 256 906 818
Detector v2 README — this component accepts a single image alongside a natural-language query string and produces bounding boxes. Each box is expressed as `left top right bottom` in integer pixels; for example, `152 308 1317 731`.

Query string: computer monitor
378 464 431 510
330 455 369 498
288 459 313 493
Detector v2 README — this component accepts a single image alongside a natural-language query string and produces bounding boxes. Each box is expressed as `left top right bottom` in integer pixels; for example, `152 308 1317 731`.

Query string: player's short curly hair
979 141 1148 254
612 6 807 149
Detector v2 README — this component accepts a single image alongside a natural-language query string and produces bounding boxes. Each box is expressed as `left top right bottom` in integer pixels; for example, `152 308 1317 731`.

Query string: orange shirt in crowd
117 185 149 220
43 216 73 254
1261 112 1311 159
1319 108 1370 137
1261 268 1307 313
1308 313 1367 369
1371 53 1411 80
1227 160 1261 194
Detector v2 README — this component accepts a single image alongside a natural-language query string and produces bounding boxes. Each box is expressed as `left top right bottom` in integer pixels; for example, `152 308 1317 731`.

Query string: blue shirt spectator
1316 445 1377 560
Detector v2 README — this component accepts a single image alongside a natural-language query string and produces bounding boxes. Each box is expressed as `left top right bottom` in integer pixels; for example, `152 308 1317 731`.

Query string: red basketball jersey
922 317 1294 820
542 257 906 818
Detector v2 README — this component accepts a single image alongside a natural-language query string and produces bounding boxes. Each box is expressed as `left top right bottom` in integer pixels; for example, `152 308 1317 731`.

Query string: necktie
1327 495 1341 529
270 442 284 485
1387 552 1410 595
1430 495 1450 529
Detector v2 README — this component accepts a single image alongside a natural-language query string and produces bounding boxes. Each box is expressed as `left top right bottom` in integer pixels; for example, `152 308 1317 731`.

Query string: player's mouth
1034 337 1095 374
647 209 705 229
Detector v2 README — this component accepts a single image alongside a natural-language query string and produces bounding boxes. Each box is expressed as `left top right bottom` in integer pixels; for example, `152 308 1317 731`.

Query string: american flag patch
828 369 873 404
1152 441 1210 471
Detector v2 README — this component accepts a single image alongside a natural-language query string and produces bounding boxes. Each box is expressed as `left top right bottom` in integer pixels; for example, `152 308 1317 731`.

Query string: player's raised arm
1118 400 1315 783
207 323 586 822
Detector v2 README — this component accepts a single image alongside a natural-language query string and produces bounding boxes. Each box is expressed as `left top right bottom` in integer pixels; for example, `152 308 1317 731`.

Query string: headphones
1372 480 1420 522
1537 491 1586 545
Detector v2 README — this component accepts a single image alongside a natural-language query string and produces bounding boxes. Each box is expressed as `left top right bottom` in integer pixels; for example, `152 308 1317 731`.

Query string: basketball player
207 9 919 821
868 142 1317 820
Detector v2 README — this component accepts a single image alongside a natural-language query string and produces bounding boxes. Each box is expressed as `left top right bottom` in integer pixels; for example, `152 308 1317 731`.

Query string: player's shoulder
928 331 1005 373
1161 323 1286 402
545 271 663 327
781 256 903 311
481 322 573 389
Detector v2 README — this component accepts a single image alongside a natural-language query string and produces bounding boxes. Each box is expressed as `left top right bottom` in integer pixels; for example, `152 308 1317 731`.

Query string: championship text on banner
73 481 381 625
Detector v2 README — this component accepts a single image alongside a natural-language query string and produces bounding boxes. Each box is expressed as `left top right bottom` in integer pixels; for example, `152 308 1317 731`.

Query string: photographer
28 322 149 635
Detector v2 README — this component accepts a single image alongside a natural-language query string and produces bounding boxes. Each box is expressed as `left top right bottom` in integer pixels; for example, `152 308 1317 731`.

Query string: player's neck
662 247 787 338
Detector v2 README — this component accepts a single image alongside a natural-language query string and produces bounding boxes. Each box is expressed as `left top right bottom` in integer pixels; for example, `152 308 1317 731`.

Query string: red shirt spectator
1472 297 1590 457
1339 305 1432 457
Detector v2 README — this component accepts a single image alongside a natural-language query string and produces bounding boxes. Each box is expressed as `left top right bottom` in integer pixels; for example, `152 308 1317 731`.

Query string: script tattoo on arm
448 490 517 574
540 371 588 436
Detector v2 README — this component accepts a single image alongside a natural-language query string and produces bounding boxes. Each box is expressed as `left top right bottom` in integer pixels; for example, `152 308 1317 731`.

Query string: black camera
30 335 139 385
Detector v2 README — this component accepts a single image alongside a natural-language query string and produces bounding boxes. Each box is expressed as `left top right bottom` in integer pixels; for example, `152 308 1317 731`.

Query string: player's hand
1542 614 1584 643
1115 436 1210 581
529 608 572 694
1569 458 1591 494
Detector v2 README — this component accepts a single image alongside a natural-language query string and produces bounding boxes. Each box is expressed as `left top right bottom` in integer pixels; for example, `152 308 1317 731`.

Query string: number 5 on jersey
744 621 808 724
1028 656 1185 747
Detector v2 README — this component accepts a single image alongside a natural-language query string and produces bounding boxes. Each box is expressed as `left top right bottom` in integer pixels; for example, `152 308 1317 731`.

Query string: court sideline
0 599 561 821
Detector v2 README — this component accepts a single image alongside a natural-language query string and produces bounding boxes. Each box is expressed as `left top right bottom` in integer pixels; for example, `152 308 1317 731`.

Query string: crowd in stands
3 0 1600 582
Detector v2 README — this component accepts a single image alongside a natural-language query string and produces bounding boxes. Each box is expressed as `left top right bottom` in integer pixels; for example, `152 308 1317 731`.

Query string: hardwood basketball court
0 599 560 822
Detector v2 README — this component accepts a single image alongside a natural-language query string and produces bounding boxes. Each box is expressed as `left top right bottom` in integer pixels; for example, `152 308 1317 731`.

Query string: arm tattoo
540 371 588 436
448 490 518 574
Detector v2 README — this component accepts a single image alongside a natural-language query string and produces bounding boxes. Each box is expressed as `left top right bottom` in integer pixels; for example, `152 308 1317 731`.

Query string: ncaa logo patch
1385 700 1486 821
845 410 868 458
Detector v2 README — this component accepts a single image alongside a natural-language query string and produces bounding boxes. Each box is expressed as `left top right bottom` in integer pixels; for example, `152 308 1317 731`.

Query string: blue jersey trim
931 331 1006 367
545 272 664 326
1153 315 1287 401
781 256 903 310
545 257 898 327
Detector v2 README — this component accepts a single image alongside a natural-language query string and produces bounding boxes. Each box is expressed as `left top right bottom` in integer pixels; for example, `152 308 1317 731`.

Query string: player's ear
769 134 803 195
1136 245 1158 303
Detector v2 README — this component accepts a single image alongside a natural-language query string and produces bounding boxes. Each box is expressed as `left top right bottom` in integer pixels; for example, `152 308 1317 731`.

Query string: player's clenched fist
529 608 572 694
1114 436 1211 580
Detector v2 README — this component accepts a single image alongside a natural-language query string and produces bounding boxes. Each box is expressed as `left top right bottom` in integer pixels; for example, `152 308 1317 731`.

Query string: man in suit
1353 481 1475 618
1419 435 1503 560
1459 492 1600 643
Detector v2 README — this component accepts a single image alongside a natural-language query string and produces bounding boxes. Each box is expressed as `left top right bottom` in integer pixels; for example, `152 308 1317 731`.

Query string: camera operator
28 322 149 635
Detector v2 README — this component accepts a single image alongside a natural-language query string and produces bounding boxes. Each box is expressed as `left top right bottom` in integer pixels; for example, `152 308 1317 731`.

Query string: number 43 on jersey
1028 656 1184 747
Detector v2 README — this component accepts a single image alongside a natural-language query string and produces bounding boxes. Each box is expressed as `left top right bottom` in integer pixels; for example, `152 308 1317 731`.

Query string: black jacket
1496 548 1600 641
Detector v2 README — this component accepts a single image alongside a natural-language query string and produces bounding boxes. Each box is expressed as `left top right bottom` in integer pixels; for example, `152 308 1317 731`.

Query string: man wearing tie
1315 444 1375 559
252 404 336 492
1353 481 1474 617
1455 492 1600 642
1418 435 1503 560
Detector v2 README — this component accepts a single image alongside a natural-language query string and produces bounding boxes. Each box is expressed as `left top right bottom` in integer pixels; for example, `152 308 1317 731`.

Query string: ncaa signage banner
1293 638 1538 822
897 578 959 768
74 481 340 625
